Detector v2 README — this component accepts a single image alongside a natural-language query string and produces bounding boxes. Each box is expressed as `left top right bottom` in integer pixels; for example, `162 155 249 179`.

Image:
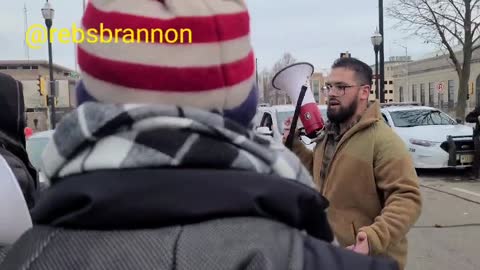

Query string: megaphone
272 62 324 147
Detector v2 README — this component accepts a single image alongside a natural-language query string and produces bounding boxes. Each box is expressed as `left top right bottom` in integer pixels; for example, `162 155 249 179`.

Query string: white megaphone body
272 62 324 138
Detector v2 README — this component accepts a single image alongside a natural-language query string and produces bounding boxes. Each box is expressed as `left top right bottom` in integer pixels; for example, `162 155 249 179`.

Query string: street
406 169 480 270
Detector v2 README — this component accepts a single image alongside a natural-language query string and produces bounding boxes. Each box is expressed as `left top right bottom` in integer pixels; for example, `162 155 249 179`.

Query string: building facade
310 72 326 104
0 60 79 130
391 49 480 117
370 56 411 103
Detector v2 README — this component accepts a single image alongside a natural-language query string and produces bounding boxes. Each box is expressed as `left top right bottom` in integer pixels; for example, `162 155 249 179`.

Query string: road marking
452 188 480 198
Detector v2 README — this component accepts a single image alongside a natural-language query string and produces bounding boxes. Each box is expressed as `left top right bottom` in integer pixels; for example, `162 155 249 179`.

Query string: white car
380 104 475 169
26 130 55 185
253 104 328 149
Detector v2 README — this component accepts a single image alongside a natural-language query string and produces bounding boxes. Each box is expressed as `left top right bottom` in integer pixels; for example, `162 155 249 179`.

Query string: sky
0 0 440 74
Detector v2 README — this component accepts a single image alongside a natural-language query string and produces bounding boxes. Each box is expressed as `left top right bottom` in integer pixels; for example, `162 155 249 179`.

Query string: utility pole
42 0 56 129
379 0 385 103
23 3 30 60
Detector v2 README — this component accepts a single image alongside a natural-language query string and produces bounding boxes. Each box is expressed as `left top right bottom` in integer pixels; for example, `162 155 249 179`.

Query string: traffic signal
46 96 59 106
36 75 47 96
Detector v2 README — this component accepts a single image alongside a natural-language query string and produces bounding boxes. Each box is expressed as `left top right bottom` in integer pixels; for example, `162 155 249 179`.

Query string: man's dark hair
331 57 373 87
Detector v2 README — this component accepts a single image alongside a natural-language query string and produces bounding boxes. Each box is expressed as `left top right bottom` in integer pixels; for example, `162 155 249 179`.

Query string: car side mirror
456 118 462 124
256 126 273 136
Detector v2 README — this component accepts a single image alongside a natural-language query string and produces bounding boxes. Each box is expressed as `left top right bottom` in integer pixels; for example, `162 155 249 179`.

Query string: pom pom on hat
76 0 258 127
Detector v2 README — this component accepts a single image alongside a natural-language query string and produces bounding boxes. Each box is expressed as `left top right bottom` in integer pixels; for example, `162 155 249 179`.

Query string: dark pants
473 135 480 178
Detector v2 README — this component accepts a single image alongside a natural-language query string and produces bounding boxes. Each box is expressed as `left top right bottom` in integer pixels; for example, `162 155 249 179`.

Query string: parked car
25 130 54 185
380 103 474 169
253 104 328 149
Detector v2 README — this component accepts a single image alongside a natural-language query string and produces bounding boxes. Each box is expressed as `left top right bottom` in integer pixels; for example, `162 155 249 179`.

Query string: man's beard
327 99 358 124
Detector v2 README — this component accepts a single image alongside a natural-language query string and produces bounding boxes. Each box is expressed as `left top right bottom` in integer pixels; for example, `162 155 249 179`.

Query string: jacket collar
31 168 334 242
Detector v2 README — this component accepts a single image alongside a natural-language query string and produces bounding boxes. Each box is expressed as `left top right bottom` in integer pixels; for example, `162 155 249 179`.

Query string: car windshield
389 109 457 127
276 107 328 134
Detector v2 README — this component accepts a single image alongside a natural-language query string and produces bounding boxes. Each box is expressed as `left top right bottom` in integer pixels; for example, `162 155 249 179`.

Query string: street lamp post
379 0 385 103
42 1 56 129
371 29 383 101
395 42 409 101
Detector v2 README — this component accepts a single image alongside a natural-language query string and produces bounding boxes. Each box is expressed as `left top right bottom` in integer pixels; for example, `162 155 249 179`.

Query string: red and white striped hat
77 0 258 127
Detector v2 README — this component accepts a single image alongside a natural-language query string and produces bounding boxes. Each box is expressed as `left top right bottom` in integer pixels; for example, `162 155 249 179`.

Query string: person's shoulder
371 120 410 155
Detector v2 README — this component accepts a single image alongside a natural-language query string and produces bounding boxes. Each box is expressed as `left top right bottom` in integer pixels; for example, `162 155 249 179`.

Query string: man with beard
283 57 422 270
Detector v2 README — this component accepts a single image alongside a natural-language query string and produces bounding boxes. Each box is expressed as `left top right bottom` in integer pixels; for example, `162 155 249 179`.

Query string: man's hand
346 231 369 255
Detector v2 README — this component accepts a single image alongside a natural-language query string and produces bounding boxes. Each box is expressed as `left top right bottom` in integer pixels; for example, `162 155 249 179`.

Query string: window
389 81 393 84
420 83 425 105
260 113 273 131
412 84 417 101
399 87 404 102
31 66 38 69
448 80 455 107
381 113 390 126
276 111 295 134
389 90 393 94
390 109 456 127
429 82 434 106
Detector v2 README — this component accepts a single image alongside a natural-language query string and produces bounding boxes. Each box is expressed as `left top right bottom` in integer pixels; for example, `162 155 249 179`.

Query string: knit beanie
76 0 258 127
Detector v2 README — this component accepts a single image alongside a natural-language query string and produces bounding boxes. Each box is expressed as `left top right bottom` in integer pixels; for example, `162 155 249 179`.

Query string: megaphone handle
285 85 308 150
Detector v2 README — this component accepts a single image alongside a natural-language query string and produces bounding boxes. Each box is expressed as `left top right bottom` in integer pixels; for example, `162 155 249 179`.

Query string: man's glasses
323 83 366 96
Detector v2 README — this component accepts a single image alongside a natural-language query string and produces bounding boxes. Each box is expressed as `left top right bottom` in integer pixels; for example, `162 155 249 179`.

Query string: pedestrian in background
465 105 480 178
0 72 39 209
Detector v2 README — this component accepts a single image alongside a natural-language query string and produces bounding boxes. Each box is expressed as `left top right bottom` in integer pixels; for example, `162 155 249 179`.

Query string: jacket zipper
320 138 345 195
319 127 357 195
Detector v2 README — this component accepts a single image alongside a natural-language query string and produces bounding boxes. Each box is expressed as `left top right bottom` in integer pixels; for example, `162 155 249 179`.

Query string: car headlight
409 138 440 147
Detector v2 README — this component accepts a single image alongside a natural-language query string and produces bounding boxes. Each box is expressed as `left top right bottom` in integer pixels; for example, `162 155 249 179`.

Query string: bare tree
267 53 297 105
258 68 270 103
388 0 480 120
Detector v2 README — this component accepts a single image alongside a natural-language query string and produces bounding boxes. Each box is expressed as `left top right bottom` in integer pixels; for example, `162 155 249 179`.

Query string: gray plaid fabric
0 246 8 265
0 218 304 270
41 102 313 187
